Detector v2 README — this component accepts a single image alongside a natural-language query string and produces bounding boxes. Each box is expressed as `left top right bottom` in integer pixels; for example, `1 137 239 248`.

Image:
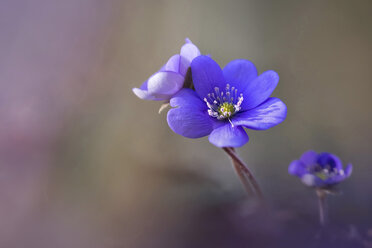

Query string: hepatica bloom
132 38 200 101
167 55 287 147
289 150 352 187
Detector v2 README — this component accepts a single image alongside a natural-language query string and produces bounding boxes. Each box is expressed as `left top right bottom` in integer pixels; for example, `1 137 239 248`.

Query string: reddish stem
222 147 264 201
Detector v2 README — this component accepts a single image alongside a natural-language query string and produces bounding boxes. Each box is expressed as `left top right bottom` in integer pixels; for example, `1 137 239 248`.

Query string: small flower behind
132 38 200 101
288 150 352 188
289 150 353 227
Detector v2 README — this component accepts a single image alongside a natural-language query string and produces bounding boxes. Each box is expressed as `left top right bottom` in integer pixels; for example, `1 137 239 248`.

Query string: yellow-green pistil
218 102 236 118
314 171 329 180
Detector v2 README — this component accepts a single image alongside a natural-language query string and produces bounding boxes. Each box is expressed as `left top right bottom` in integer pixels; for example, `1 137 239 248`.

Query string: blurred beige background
0 0 371 247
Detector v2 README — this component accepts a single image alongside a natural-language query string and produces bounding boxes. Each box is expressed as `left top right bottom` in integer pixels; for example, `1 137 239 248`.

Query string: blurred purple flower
167 55 287 147
289 150 353 187
132 38 200 101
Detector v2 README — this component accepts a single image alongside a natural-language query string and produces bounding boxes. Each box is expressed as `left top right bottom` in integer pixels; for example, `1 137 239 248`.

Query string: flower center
203 84 244 126
308 164 344 180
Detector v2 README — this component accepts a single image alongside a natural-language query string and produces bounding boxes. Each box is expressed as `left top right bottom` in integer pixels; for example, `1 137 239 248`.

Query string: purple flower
132 38 201 101
167 55 287 147
288 150 353 187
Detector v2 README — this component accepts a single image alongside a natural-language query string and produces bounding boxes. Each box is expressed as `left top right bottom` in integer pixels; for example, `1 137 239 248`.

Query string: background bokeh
1 0 371 247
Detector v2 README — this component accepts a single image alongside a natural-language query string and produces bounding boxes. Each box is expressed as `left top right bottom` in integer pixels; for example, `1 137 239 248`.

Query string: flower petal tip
132 87 147 100
208 125 249 148
345 163 353 177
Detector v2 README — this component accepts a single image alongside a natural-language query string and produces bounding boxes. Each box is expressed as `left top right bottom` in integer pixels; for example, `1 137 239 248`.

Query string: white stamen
228 118 234 127
204 84 244 121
